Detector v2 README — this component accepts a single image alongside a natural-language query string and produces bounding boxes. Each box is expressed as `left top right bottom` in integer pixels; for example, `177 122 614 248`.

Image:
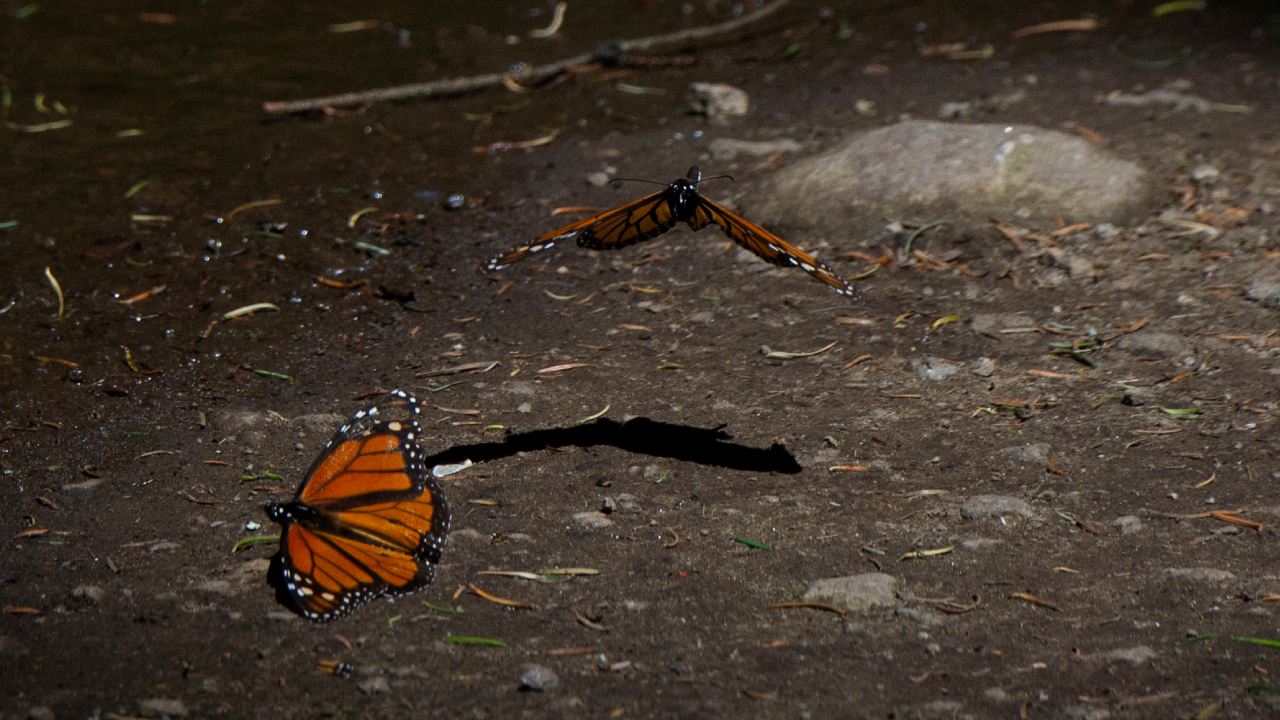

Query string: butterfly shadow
420 417 801 475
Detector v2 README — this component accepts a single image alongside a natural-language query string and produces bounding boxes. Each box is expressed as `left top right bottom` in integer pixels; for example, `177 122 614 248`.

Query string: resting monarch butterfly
265 390 450 622
484 166 858 300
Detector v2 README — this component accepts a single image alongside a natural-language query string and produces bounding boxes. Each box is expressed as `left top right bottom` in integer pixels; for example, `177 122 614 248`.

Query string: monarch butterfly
484 166 858 300
265 390 450 622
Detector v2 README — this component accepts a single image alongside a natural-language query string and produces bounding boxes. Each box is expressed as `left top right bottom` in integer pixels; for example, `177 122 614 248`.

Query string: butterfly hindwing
572 190 677 251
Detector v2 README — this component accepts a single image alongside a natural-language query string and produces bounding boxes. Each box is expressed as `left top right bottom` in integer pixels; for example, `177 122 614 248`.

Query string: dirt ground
3 1 1279 718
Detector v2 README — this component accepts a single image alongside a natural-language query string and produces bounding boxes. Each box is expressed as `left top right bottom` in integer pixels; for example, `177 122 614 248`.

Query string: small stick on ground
263 0 792 113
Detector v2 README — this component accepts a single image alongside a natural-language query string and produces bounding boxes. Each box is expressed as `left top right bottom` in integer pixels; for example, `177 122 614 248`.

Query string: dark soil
3 1 1279 718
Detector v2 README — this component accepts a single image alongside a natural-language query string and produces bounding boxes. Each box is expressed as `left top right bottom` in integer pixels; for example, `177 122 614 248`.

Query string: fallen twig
263 0 792 113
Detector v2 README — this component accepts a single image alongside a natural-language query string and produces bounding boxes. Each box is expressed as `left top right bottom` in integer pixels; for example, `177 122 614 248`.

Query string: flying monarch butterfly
484 166 858 300
265 390 450 622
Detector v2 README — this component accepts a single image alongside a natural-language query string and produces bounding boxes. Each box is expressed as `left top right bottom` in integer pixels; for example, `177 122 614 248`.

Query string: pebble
602 494 638 514
908 357 962 382
357 676 391 695
1190 164 1220 184
707 137 802 161
1062 704 1111 720
572 511 615 530
983 687 1012 703
1001 443 1050 465
196 580 232 596
970 313 1037 338
138 697 188 718
1103 645 1157 665
1118 331 1191 359
518 663 560 692
1113 515 1144 534
1164 567 1236 583
897 605 949 627
1245 273 1280 309
686 82 749 122
960 495 1035 521
71 584 104 604
27 706 54 720
971 357 996 377
803 573 897 613
448 528 487 544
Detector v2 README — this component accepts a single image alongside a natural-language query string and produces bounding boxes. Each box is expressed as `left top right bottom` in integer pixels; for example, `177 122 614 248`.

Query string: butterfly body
264 391 450 622
486 166 857 300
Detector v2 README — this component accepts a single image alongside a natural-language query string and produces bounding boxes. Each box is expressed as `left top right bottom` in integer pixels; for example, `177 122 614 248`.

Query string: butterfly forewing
299 431 418 504
692 198 859 299
574 191 676 250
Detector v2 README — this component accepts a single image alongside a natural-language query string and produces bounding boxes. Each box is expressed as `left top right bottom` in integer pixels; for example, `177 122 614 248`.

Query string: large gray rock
744 120 1156 238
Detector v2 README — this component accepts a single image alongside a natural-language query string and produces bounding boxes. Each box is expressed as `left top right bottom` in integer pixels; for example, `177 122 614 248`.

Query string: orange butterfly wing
572 191 676 251
484 189 676 270
266 390 450 622
483 167 858 300
690 197 858 299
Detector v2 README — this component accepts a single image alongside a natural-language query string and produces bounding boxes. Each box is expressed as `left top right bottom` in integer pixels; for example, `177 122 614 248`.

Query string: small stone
572 511 614 530
1164 567 1236 583
1062 704 1111 720
919 700 963 716
970 313 1037 338
803 573 897 613
448 528 487 544
196 580 232 596
1103 645 1157 665
1113 515 1144 534
1064 255 1096 280
585 171 611 188
686 82 749 122
1119 331 1190 359
27 706 55 720
290 412 345 437
516 401 532 414
896 605 949 626
518 663 560 692
1092 223 1118 240
1001 443 1050 465
1245 273 1280 309
971 357 996 377
908 357 962 381
139 698 188 718
707 137 802 161
960 495 1035 521
1190 164 1220 184
148 542 179 553
71 584 105 604
357 676 391 695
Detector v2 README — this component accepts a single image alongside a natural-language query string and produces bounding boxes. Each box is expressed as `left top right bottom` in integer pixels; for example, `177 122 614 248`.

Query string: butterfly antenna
699 173 735 185
607 176 668 190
